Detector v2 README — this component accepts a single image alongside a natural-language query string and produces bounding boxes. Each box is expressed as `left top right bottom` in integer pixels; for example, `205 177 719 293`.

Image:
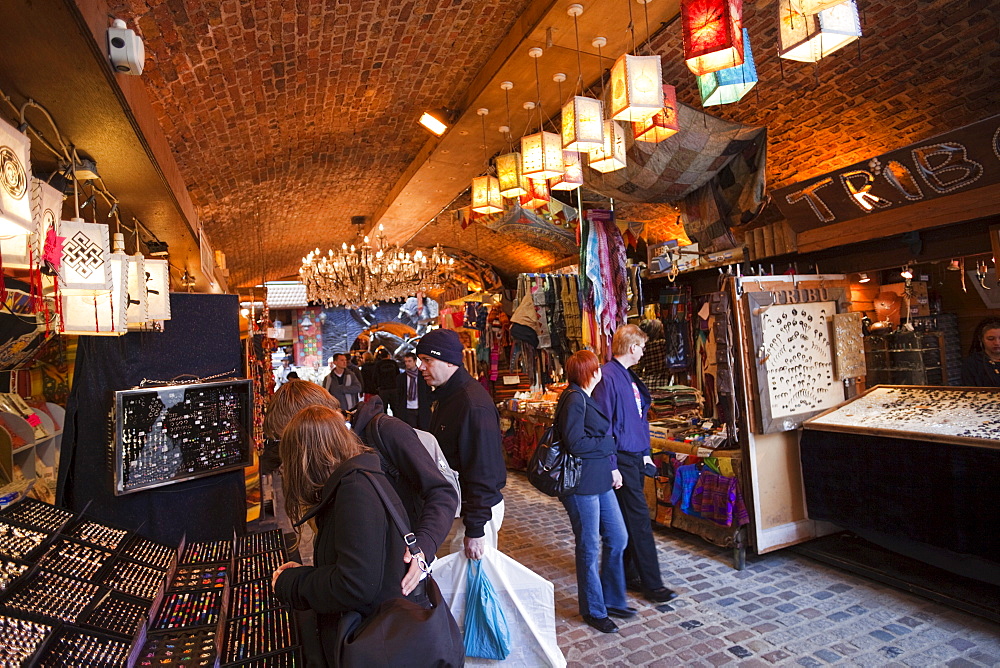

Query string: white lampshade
610 54 665 123
145 258 172 321
471 175 503 214
60 252 129 335
550 151 584 191
588 120 627 173
126 253 149 329
496 152 528 198
1 177 62 269
561 96 605 152
58 218 113 294
779 0 861 63
797 0 848 13
521 131 564 180
0 120 33 237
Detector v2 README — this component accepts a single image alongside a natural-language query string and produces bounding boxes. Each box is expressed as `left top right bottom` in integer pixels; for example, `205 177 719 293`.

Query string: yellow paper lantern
471 175 503 214
779 0 861 63
588 121 627 173
521 131 564 180
610 54 665 123
561 96 605 152
496 152 528 198
633 85 681 143
551 151 584 191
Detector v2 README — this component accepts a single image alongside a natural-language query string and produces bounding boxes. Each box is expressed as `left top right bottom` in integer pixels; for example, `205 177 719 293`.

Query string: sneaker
582 615 619 633
644 587 679 603
606 606 638 619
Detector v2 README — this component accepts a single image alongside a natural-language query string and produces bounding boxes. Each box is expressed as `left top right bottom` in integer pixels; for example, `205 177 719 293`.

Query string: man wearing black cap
417 328 506 559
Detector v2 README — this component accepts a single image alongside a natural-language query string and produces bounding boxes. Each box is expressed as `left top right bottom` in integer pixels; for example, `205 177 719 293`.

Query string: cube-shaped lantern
551 151 584 191
471 175 503 214
698 30 758 105
496 152 528 198
682 0 745 76
521 131 564 180
779 0 861 62
610 54 665 123
0 120 33 237
588 121 627 173
634 85 681 143
126 253 149 329
58 218 113 294
797 0 848 14
145 258 172 322
60 252 129 335
561 96 605 152
519 178 550 210
1 177 62 269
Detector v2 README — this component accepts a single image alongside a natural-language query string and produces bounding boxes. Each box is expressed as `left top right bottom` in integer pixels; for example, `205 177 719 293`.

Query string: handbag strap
358 469 422 558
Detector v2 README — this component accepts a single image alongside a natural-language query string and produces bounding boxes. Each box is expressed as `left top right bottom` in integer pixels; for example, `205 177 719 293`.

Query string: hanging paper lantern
0 120 33 237
610 54 665 123
58 218 113 294
698 30 758 106
797 0 848 14
561 96 605 152
779 0 861 62
588 120 627 173
682 0 744 76
496 152 528 198
126 253 149 329
633 85 681 143
60 252 129 335
521 131 564 180
551 151 584 191
471 175 503 214
2 177 62 269
519 179 551 210
145 258 172 322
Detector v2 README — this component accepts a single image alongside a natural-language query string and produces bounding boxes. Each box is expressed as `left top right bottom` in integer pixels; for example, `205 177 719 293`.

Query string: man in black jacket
417 328 506 559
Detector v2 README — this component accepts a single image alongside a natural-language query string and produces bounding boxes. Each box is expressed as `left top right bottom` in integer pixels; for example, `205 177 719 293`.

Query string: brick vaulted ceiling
108 0 537 286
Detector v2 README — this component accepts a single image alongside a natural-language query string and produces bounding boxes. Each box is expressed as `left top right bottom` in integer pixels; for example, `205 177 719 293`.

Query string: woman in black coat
272 406 429 663
556 350 631 634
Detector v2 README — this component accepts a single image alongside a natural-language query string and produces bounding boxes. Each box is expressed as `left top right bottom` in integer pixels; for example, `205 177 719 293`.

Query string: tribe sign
774 114 1000 232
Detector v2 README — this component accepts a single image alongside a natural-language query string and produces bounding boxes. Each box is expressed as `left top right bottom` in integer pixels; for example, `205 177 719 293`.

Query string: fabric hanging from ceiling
480 199 579 256
582 103 764 204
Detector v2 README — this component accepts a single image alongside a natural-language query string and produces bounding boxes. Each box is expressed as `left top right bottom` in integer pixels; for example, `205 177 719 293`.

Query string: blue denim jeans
561 489 629 618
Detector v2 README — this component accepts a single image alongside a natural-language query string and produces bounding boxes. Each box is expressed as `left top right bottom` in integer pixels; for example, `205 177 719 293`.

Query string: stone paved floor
496 473 1000 668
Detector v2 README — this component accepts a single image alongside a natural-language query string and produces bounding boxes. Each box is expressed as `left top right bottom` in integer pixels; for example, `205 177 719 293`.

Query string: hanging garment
691 471 749 527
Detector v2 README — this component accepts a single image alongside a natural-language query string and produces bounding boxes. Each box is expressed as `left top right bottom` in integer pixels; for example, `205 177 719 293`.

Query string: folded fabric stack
647 385 703 421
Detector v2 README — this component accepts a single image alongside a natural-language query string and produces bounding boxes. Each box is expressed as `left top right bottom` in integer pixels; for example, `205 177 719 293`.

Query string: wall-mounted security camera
107 18 145 76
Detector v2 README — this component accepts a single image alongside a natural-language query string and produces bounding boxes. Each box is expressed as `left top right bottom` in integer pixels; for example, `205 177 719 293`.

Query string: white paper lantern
60 253 129 335
58 218 113 294
561 96 605 152
550 151 584 191
610 54 665 123
588 120 628 173
471 175 503 214
1 178 61 269
0 120 33 237
779 0 862 63
521 131 564 180
145 258 171 321
126 253 149 329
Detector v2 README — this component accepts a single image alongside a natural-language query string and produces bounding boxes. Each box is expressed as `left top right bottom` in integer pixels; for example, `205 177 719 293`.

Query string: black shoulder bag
334 470 465 668
526 389 585 498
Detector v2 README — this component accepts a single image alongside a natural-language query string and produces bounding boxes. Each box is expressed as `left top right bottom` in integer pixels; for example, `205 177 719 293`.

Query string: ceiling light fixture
697 28 758 105
778 0 862 63
900 265 913 280
496 81 529 199
858 272 870 283
561 4 605 152
682 0 745 76
520 47 564 180
471 108 503 214
588 37 627 173
418 110 450 136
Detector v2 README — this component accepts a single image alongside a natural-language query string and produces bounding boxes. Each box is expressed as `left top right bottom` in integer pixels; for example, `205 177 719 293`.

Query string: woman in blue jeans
557 350 631 633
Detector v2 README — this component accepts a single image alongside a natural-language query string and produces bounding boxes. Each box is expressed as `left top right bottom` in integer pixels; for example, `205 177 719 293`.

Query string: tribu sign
774 114 1000 232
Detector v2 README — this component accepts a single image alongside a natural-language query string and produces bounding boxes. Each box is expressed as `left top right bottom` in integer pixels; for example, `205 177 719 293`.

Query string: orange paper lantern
682 0 744 76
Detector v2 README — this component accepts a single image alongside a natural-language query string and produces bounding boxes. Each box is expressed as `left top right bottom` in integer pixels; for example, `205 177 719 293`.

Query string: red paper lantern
633 85 680 143
682 0 744 76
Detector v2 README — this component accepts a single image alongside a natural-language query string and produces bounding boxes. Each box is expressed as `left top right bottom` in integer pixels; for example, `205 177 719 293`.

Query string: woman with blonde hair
260 379 341 476
272 406 432 662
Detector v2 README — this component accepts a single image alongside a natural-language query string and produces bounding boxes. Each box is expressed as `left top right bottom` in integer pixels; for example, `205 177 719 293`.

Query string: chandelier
299 224 454 307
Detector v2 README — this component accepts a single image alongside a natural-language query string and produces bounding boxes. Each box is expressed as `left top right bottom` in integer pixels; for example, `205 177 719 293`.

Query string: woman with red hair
556 350 630 634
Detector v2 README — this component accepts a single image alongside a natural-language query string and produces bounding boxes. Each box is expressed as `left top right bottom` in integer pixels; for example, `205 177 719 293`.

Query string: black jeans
614 450 664 591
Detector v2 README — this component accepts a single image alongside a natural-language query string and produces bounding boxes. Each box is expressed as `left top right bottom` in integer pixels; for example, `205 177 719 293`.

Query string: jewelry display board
746 289 848 433
803 385 1000 449
831 312 866 380
113 380 253 495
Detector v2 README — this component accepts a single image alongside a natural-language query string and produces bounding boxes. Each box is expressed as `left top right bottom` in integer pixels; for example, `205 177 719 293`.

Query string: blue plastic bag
463 559 511 660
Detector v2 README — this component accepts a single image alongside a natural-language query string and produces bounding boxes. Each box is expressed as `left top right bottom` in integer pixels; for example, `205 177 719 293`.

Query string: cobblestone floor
497 473 1000 668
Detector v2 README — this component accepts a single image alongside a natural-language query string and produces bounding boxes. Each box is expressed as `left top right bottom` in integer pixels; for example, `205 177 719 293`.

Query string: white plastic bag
433 549 566 668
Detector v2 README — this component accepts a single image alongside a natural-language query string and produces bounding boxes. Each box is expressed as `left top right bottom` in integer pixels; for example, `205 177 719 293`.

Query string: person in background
274 357 292 386
374 348 401 415
286 371 300 381
558 350 630 634
396 352 431 429
417 328 506 559
593 324 678 604
961 316 1000 387
323 353 362 412
272 406 429 664
360 351 378 401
